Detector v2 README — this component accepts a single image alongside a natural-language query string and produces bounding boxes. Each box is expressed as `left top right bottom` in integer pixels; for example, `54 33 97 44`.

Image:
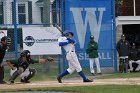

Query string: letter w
70 8 105 48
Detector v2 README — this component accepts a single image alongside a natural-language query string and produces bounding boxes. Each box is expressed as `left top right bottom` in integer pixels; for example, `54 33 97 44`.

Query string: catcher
6 50 53 84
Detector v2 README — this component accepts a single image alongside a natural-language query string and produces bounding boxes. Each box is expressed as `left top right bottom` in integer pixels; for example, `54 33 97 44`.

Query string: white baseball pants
129 60 140 71
10 68 30 78
66 51 82 74
89 58 101 74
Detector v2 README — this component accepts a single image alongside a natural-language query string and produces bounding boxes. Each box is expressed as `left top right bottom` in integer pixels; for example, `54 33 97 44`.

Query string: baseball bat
55 24 63 34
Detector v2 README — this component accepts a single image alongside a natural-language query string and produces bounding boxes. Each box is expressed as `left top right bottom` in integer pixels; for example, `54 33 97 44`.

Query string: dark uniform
129 48 138 61
0 36 7 84
129 44 140 71
117 35 130 73
7 50 38 84
138 48 140 60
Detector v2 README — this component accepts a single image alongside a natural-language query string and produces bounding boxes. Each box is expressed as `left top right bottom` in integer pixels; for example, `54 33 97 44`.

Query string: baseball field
1 62 140 93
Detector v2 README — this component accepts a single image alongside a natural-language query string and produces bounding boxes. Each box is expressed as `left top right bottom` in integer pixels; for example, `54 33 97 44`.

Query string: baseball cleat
97 73 102 75
21 79 30 83
57 76 62 83
91 73 94 76
7 81 14 85
0 81 6 84
83 78 93 82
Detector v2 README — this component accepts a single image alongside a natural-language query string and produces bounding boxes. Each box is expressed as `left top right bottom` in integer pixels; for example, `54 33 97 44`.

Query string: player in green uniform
6 50 53 84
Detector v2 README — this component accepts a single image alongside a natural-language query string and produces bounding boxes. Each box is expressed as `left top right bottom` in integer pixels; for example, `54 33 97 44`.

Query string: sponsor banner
22 27 62 55
64 0 115 67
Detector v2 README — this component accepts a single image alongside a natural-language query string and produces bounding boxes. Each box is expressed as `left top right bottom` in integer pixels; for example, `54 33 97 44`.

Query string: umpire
117 34 130 73
0 36 7 84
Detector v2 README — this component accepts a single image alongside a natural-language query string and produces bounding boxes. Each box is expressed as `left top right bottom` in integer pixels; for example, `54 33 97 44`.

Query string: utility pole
133 0 136 16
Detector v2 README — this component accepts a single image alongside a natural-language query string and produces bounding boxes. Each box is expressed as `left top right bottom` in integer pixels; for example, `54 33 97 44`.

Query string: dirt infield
1 78 140 90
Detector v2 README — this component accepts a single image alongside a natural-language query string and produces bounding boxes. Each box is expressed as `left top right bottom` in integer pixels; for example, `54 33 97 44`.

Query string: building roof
36 0 43 7
116 16 140 26
36 0 43 3
36 0 55 7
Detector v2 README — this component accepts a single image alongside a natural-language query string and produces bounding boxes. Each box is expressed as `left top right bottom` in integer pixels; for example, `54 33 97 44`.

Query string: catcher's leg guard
9 67 24 83
23 68 36 83
9 70 19 84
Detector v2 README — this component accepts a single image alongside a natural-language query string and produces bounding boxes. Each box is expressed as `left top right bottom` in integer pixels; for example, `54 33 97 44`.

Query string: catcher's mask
20 50 30 59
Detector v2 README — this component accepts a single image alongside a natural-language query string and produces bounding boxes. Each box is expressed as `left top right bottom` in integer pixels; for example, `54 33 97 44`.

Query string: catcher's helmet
20 50 30 58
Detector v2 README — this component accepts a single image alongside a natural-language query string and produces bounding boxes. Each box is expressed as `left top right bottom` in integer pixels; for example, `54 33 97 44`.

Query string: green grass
94 72 140 79
1 85 140 93
4 62 140 82
2 63 140 93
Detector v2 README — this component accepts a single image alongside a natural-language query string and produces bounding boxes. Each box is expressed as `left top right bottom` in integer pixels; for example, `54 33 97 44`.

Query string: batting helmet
62 31 69 36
